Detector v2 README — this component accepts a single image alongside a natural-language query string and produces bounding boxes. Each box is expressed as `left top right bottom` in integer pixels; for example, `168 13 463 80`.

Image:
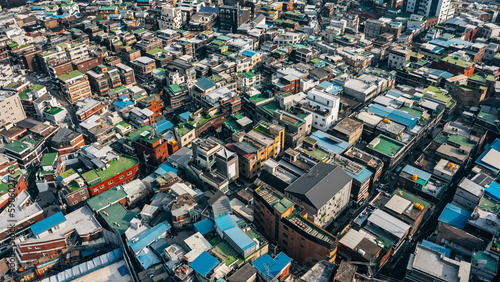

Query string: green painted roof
4 137 39 153
31 84 45 92
44 107 64 115
83 155 139 185
58 70 84 82
441 56 473 68
87 187 127 211
99 203 140 234
60 168 77 179
41 153 58 167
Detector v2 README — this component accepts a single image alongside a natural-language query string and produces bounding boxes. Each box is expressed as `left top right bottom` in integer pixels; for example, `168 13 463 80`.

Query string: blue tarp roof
155 163 178 176
179 111 191 121
214 214 237 233
242 50 258 57
421 240 451 258
194 218 215 235
252 252 292 280
402 165 432 181
476 139 500 173
485 181 500 202
31 212 66 236
224 227 256 251
156 119 174 133
195 77 216 91
129 221 171 254
310 130 350 155
190 251 220 277
438 203 472 229
137 248 161 270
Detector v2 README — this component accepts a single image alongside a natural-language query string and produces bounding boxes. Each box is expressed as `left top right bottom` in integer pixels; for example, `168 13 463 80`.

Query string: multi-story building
432 55 475 77
0 190 44 243
137 95 164 117
86 64 122 96
388 46 411 69
253 185 338 266
81 153 140 196
75 98 103 122
189 12 218 32
3 136 48 169
15 207 103 263
0 93 27 127
219 6 251 33
130 57 157 80
284 162 352 228
51 128 85 155
132 126 179 167
406 0 451 23
159 7 182 30
300 88 340 132
332 117 363 144
116 63 136 86
58 70 92 103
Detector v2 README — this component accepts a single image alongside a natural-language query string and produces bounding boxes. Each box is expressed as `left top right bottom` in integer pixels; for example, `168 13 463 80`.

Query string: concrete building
0 93 27 127
332 117 363 144
388 46 411 69
301 88 340 131
405 243 471 281
159 7 182 30
285 162 352 228
58 70 92 103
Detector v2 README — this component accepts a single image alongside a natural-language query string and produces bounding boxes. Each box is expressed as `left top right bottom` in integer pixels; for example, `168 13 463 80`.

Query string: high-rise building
219 5 251 33
406 0 451 23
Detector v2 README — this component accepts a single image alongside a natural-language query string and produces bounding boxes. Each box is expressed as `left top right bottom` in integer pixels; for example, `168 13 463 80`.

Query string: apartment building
0 93 27 127
58 70 92 103
130 57 156 80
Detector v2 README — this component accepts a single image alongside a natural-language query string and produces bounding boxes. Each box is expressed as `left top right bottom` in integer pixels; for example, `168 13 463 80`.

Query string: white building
301 88 340 131
388 46 411 69
406 0 451 23
453 177 484 209
159 7 182 30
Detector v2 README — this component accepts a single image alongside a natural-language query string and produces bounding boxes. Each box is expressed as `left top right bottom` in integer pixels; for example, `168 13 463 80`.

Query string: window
100 185 104 189
82 196 87 201
283 232 288 238
80 190 85 195
73 201 78 205
120 175 125 180
94 189 99 193
127 171 132 176
35 247 41 250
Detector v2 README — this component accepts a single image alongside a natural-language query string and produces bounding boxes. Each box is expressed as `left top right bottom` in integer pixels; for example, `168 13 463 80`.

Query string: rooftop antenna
149 120 157 139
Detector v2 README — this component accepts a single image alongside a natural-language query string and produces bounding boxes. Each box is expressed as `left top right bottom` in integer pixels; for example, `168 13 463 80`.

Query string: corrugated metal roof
367 104 393 117
224 227 256 251
128 221 171 254
252 253 292 281
367 209 410 239
194 218 215 235
485 181 500 202
214 214 237 233
402 165 432 181
190 251 220 277
31 212 66 236
437 203 471 229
